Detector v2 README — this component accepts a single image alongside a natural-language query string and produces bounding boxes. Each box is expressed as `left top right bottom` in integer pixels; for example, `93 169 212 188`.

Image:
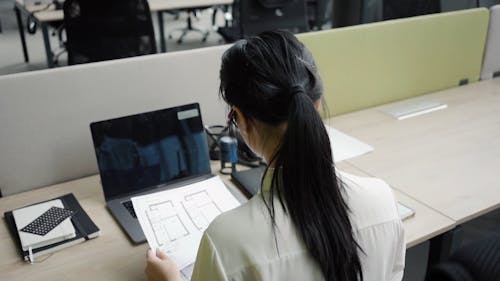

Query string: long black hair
219 30 363 281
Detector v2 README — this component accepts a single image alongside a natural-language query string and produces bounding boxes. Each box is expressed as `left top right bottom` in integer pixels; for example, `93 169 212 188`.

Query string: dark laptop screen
90 103 211 200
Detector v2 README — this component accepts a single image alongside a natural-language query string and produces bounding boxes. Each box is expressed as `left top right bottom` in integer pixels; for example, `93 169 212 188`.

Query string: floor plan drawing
182 190 222 231
144 190 225 246
132 176 241 280
146 200 189 246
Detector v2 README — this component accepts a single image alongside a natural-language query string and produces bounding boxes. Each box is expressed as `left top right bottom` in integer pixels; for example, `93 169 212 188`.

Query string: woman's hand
145 248 182 281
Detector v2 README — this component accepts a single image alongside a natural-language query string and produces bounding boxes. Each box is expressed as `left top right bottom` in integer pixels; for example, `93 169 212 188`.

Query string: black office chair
426 233 500 281
383 0 441 20
218 0 309 42
63 0 157 65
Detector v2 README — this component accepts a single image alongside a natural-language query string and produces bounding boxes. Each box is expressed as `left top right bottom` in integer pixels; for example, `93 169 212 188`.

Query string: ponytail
266 85 363 281
220 30 363 281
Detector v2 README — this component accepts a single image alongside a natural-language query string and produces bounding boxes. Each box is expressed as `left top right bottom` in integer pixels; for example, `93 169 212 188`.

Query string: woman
145 30 405 281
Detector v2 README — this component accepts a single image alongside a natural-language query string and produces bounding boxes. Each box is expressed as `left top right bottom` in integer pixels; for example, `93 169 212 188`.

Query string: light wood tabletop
337 162 455 248
0 175 151 281
0 159 448 280
332 78 500 224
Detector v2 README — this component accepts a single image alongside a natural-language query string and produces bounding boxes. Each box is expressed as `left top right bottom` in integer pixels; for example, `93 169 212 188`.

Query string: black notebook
4 193 100 261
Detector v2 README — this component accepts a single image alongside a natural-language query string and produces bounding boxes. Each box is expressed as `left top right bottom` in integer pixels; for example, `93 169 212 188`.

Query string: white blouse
190 170 405 281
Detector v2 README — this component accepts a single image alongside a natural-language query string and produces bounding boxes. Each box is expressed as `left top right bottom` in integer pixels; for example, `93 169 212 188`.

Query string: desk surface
333 78 500 224
0 175 150 281
17 0 233 22
337 162 455 248
0 160 444 280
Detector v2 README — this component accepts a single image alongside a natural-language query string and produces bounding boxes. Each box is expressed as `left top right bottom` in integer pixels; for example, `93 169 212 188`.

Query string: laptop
90 103 213 243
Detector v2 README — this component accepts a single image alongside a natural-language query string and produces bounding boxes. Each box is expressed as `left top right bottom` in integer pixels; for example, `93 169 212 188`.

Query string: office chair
63 0 157 65
168 8 213 44
426 233 500 281
218 0 309 42
383 0 441 20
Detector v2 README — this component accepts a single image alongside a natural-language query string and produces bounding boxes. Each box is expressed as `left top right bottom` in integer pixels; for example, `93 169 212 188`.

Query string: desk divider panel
481 5 500 80
298 8 490 116
0 45 229 196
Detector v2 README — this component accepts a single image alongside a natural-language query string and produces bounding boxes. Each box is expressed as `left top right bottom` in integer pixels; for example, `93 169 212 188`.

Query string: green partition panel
298 8 490 116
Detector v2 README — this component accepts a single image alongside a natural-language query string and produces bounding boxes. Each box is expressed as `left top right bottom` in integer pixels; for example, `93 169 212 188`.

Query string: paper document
325 125 374 162
132 176 241 280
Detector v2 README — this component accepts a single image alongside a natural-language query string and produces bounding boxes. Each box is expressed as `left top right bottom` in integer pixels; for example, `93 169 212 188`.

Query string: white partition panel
481 5 500 79
0 45 230 195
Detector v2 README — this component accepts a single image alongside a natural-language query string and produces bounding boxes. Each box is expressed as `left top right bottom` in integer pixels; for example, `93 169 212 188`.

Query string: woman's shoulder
202 195 285 268
338 171 395 198
337 170 401 230
205 195 272 243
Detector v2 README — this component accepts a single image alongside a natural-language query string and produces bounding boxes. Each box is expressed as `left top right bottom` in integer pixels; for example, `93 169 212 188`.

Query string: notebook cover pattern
20 207 74 236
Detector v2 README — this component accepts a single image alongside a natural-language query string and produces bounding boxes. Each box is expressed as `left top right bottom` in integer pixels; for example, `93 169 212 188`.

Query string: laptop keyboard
121 200 137 218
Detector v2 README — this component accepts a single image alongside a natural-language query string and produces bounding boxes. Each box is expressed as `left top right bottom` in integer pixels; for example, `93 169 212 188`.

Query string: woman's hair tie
290 85 305 98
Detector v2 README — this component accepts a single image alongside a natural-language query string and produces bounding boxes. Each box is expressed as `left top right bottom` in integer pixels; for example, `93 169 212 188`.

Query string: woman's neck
257 123 287 167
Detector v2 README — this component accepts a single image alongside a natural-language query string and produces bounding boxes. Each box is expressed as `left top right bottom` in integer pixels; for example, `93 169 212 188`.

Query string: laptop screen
90 103 211 200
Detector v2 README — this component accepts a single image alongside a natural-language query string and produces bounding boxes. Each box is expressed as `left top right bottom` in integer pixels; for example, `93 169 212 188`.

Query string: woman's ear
314 99 322 111
232 106 260 157
233 107 252 135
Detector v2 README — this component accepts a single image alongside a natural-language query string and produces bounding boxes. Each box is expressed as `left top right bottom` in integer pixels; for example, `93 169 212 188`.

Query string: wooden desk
1 161 450 280
13 0 233 67
337 162 455 248
0 175 149 281
332 78 500 225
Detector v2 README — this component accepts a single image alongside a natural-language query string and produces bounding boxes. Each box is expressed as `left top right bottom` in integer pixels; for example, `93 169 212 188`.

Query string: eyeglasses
227 109 238 128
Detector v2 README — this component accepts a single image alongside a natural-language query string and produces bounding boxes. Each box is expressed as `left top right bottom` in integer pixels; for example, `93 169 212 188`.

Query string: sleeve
390 220 406 281
190 231 229 281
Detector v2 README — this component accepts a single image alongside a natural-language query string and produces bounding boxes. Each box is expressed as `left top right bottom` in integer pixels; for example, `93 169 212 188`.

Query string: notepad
12 199 76 251
325 125 374 162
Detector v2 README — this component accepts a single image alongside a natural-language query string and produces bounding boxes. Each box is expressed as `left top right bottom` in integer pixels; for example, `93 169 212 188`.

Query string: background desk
0 161 449 281
14 0 233 67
